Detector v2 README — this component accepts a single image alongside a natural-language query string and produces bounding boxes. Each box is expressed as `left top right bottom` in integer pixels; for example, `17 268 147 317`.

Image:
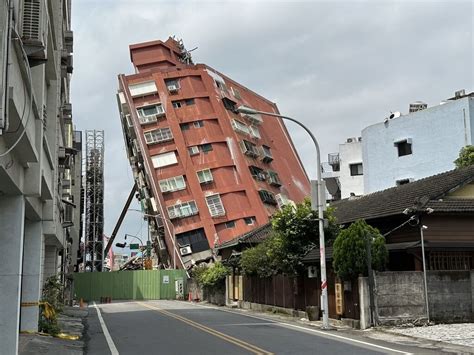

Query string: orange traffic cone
188 292 192 302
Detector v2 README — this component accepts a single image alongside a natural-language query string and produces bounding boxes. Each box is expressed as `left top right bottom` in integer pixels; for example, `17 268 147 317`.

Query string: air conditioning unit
168 84 179 92
64 30 73 53
180 245 192 256
21 0 48 63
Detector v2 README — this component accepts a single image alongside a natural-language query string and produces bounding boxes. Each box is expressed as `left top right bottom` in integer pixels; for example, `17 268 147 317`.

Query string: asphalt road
85 300 436 355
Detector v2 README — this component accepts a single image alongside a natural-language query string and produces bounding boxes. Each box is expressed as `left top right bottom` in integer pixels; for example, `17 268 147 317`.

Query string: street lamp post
236 106 330 329
128 209 179 269
420 224 430 323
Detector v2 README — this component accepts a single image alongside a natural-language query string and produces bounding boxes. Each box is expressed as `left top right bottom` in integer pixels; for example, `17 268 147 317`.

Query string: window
429 251 472 271
349 163 363 176
395 139 412 157
215 80 228 92
240 140 259 157
180 123 190 131
165 79 180 92
159 175 186 193
144 127 173 144
197 169 213 184
267 171 282 186
172 101 182 109
193 120 204 128
188 146 199 155
185 99 195 106
249 166 266 181
231 119 249 135
249 125 261 139
258 190 277 205
261 145 273 163
137 104 165 124
231 87 241 100
206 194 225 217
244 217 256 225
222 97 237 112
129 81 158 97
176 228 209 253
151 151 178 168
225 221 236 229
167 201 198 219
200 143 213 153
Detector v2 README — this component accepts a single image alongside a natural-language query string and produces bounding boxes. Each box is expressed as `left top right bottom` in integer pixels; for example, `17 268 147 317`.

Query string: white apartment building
323 137 364 200
324 90 473 200
0 1 80 353
363 90 473 193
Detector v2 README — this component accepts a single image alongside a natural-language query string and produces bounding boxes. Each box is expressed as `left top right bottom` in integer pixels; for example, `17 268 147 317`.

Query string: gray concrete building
0 1 81 353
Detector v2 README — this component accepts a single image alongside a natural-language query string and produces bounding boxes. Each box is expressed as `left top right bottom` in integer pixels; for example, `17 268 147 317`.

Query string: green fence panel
73 270 188 301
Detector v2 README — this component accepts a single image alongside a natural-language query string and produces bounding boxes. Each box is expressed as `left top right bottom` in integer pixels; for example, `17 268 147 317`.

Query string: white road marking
217 322 275 326
188 302 413 355
93 302 119 355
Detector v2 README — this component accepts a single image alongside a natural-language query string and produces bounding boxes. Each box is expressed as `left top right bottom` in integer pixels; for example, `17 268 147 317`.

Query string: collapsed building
116 37 310 269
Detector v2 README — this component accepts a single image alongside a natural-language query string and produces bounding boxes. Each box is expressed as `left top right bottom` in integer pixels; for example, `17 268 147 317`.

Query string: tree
332 219 388 280
454 145 474 168
240 199 340 276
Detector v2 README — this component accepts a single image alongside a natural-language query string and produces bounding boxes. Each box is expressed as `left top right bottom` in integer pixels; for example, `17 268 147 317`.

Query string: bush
192 262 230 292
454 145 474 168
332 219 388 280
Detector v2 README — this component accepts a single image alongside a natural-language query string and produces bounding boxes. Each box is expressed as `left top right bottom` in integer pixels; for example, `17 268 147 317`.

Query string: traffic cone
188 292 192 302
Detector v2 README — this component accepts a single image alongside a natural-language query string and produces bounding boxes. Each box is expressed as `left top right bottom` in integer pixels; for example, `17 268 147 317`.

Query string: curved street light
128 209 181 269
236 106 330 329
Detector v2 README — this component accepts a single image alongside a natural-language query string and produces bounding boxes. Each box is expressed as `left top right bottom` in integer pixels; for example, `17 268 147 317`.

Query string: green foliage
38 276 63 335
332 219 388 280
192 262 230 291
240 233 284 277
454 145 474 168
240 199 340 276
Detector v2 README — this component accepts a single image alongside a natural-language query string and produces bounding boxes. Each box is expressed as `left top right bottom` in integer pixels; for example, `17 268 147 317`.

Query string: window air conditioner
180 246 192 256
168 84 179 92
21 0 48 63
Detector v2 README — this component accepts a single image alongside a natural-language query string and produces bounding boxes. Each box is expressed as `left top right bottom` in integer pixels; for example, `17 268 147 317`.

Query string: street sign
129 243 140 250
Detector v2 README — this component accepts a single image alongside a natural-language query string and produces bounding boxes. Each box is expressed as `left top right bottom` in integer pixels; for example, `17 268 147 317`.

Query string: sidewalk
19 307 88 355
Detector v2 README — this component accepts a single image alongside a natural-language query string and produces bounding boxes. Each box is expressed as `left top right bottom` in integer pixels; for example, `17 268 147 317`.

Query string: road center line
136 301 273 355
93 302 119 355
188 302 413 355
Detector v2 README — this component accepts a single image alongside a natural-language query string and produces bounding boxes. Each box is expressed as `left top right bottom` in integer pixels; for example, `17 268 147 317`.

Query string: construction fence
73 270 188 302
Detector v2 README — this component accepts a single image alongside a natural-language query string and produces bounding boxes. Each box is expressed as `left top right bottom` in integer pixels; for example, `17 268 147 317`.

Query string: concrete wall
362 96 473 193
373 271 474 324
374 271 426 321
427 271 472 323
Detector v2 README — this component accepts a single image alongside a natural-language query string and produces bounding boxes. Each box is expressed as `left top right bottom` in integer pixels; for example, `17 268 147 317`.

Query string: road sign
129 243 140 250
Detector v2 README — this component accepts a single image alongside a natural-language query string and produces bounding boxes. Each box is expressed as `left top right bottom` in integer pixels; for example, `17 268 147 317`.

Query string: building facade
362 91 473 193
117 37 309 269
323 137 364 200
0 1 80 352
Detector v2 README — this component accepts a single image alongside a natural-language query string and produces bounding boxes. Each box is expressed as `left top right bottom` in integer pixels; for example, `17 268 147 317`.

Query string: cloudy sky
71 0 473 249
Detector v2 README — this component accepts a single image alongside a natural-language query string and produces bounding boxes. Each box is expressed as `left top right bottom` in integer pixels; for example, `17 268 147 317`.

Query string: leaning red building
117 37 309 268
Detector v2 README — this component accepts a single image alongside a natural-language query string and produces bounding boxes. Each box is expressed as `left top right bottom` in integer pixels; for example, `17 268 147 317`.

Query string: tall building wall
0 0 79 350
362 95 473 193
117 38 309 268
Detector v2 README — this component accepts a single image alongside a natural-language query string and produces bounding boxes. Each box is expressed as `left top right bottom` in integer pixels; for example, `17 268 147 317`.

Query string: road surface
85 300 438 354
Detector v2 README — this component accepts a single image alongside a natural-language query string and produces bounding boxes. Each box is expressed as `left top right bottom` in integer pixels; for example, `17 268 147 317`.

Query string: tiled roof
217 223 272 250
332 166 474 224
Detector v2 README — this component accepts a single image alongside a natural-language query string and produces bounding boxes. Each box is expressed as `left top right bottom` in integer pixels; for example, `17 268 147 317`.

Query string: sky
71 0 473 250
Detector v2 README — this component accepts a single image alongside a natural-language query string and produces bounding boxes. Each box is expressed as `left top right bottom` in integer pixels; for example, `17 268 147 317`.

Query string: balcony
328 153 340 172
